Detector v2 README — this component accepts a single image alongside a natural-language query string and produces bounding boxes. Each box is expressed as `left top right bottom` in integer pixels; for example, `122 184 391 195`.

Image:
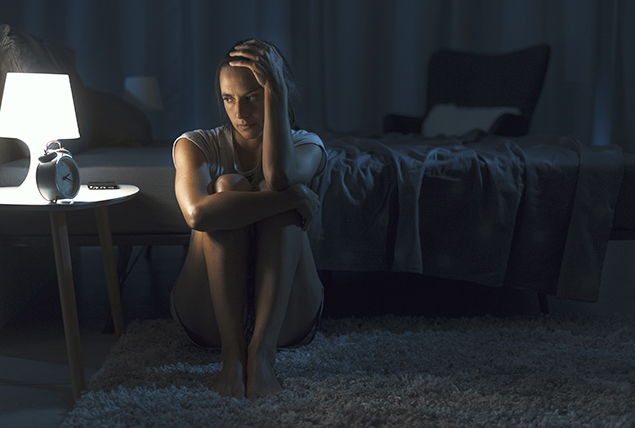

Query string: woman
171 39 326 400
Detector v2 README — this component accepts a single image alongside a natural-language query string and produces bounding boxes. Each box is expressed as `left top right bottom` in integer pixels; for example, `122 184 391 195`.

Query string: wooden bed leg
538 293 550 314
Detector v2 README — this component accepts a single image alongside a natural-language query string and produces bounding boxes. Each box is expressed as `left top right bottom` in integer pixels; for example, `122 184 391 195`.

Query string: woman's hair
215 39 299 127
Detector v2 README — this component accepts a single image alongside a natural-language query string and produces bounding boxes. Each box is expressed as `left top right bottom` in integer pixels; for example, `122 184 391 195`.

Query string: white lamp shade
124 76 163 110
0 72 80 142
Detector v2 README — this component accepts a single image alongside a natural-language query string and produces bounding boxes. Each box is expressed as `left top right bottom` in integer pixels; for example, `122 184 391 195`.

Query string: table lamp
0 72 80 200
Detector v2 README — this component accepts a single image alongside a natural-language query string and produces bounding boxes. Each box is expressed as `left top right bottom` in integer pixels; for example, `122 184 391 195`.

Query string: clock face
56 157 79 198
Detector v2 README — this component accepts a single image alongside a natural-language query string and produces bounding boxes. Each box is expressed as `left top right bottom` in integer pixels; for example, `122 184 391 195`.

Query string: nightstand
0 184 139 400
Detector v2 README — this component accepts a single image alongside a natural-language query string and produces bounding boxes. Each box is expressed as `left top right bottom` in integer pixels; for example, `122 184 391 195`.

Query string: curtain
1 0 633 151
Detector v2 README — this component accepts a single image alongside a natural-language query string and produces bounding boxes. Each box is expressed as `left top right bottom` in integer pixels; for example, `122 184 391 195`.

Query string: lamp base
9 141 48 203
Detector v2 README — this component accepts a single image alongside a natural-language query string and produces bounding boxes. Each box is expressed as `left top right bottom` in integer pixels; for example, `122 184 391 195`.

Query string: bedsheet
308 133 624 302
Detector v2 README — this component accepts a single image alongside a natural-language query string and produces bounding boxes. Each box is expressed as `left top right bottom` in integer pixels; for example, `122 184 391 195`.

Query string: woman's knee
256 209 302 235
215 173 252 193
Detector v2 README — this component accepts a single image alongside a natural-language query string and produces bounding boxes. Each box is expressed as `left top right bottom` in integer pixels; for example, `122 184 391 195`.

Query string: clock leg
49 210 85 401
95 206 125 337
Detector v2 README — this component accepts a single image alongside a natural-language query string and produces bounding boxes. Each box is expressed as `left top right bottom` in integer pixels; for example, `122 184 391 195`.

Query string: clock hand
63 173 73 182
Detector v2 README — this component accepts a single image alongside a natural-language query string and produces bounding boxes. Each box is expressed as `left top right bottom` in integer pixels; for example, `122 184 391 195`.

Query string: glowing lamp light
0 72 79 200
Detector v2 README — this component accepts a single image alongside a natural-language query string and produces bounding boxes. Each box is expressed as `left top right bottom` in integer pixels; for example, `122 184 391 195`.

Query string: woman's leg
203 225 251 398
173 173 253 398
172 231 221 347
246 186 324 399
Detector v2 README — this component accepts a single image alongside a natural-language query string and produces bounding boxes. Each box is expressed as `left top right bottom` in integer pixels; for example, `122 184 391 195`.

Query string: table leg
49 211 85 401
95 206 125 337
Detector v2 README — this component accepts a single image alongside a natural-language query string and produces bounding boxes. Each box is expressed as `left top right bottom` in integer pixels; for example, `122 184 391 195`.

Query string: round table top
0 184 139 211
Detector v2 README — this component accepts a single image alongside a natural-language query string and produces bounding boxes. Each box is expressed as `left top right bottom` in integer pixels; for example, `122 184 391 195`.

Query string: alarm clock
36 140 81 202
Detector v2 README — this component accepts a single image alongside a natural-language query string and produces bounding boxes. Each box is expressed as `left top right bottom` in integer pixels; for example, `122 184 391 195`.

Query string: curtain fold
0 0 633 151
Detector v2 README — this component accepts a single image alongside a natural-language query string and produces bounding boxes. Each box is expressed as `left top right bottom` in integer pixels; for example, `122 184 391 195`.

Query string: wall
0 0 633 151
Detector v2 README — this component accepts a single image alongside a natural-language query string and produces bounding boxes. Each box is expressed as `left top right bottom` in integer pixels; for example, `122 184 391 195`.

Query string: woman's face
219 65 265 144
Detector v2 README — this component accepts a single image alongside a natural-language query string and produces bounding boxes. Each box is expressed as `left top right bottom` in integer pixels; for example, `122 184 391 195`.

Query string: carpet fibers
61 315 635 427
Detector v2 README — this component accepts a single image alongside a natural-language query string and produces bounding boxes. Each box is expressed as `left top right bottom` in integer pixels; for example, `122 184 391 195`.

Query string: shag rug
61 315 635 427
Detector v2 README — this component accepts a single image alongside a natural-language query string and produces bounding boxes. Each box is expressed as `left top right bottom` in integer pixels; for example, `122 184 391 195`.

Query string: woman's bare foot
245 345 282 400
213 357 247 398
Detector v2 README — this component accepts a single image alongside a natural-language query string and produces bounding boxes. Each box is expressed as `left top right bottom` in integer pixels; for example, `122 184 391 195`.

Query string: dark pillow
0 24 92 155
87 88 153 147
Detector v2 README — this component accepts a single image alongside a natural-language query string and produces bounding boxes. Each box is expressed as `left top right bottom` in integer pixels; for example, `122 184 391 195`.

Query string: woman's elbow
267 171 297 191
268 178 289 191
183 205 207 231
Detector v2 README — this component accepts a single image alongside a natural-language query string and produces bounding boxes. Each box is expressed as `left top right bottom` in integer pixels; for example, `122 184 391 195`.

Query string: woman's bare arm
229 40 323 189
261 88 323 189
174 138 319 232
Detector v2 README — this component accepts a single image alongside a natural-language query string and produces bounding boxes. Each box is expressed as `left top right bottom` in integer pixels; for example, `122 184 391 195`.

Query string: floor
1 240 633 427
0 245 183 428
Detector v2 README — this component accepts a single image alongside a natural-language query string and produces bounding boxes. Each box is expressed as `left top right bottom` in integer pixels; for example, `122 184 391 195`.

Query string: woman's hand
229 39 286 95
285 183 320 231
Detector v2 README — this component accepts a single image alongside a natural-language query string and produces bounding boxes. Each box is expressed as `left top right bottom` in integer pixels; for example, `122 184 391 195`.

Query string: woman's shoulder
291 129 323 147
291 129 328 176
176 126 235 153
173 126 232 166
178 126 230 145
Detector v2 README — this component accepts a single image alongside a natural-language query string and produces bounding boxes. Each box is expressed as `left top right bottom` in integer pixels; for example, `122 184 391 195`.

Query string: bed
307 131 632 303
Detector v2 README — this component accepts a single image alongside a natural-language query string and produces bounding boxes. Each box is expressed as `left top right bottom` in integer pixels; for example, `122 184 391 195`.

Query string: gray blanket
308 134 624 302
